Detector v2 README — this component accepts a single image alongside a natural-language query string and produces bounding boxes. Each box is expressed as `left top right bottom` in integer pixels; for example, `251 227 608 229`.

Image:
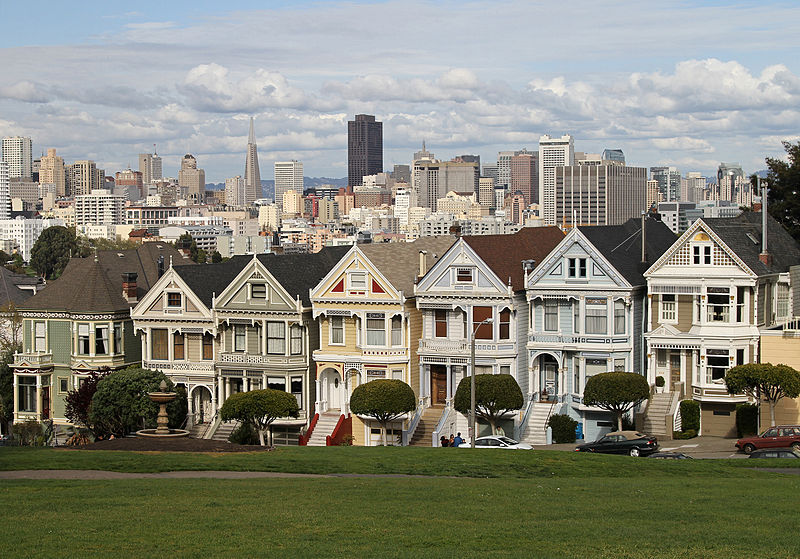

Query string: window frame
94 325 109 355
78 323 91 355
391 315 402 346
166 292 182 309
455 267 473 283
173 332 185 360
17 375 36 412
543 301 558 332
202 333 214 360
499 309 511 340
434 310 448 338
151 328 168 360
251 283 267 299
114 323 123 354
585 298 608 335
568 257 587 278
613 300 626 334
329 316 344 345
233 325 246 352
290 324 303 355
267 322 286 355
365 313 386 347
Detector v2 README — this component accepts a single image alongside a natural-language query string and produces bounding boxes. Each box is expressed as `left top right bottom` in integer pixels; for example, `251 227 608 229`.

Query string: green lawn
2 448 799 558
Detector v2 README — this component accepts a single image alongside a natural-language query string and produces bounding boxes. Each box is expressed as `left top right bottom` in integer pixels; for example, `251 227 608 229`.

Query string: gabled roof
702 212 800 275
175 245 352 308
578 218 676 286
462 227 565 291
20 242 189 313
358 237 456 295
0 266 34 307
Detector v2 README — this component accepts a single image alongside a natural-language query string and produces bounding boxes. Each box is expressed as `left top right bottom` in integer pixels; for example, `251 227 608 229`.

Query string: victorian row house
131 246 349 443
12 243 189 426
644 213 800 437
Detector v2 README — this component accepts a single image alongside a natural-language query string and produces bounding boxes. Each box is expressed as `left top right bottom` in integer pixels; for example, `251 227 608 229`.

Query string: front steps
306 412 342 446
408 405 445 446
519 402 555 446
643 392 675 437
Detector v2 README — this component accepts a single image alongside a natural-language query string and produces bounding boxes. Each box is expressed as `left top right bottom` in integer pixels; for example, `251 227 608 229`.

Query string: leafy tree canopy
219 389 299 446
64 369 110 433
88 367 187 437
725 363 800 427
29 226 78 279
453 374 523 435
349 379 416 445
764 140 800 241
0 349 17 433
583 372 650 431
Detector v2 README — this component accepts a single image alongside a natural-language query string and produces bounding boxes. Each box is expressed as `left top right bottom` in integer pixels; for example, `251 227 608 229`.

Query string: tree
177 233 202 263
0 349 16 434
764 140 800 241
583 372 650 432
219 389 299 446
349 379 416 446
724 363 800 428
211 250 223 263
453 374 524 436
0 302 23 354
29 226 79 279
88 367 187 437
64 369 110 434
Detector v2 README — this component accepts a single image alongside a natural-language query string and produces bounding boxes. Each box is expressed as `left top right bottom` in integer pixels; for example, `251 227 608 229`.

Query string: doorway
326 370 342 410
670 352 681 391
193 386 213 424
41 386 50 420
431 365 447 405
539 355 559 400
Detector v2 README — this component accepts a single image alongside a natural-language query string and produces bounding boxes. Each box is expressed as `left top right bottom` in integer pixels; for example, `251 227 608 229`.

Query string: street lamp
470 317 493 449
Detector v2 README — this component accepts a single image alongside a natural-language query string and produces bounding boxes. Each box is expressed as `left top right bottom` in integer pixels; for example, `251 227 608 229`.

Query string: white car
465 435 533 450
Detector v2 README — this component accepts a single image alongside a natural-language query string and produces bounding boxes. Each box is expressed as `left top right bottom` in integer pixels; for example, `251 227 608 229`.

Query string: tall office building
139 148 162 187
601 149 625 164
178 154 206 204
67 160 104 197
539 134 574 225
650 166 681 202
115 168 144 201
347 114 382 187
413 159 477 211
497 151 514 189
0 161 10 219
39 148 66 197
274 160 303 208
2 136 33 179
225 176 245 206
510 151 539 205
478 177 496 208
555 164 647 227
244 117 261 204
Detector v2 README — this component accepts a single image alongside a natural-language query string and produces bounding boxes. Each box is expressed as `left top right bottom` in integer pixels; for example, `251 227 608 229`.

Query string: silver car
467 435 533 449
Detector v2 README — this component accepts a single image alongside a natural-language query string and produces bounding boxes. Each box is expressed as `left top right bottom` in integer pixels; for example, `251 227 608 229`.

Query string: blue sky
1 1 799 181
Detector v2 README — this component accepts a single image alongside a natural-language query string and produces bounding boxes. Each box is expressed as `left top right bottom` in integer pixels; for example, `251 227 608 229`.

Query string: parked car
649 452 693 459
736 425 800 454
466 435 533 450
748 448 800 459
574 431 659 457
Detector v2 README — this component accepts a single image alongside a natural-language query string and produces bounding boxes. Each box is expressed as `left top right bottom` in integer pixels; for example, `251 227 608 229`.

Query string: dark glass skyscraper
348 114 382 187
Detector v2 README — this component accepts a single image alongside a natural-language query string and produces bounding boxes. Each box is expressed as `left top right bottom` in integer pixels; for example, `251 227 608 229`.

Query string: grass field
2 447 799 558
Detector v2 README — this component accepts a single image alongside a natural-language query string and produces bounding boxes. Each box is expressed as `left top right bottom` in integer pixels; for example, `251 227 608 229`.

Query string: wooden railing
298 413 319 446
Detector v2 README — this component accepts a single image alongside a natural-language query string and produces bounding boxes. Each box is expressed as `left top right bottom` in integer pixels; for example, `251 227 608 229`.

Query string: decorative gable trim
131 268 212 320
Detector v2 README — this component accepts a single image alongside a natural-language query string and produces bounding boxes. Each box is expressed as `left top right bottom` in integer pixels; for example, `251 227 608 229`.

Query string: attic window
456 268 473 283
167 293 182 308
251 284 267 299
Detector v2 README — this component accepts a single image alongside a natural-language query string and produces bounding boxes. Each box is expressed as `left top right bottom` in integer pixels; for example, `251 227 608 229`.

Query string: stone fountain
135 380 190 438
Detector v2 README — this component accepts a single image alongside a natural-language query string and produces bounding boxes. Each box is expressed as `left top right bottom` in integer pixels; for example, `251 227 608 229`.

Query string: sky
1 0 800 183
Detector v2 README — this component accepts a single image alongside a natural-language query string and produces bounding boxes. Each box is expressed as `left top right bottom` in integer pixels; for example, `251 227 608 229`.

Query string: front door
41 387 50 420
327 371 342 410
541 356 558 400
670 352 681 390
431 366 447 405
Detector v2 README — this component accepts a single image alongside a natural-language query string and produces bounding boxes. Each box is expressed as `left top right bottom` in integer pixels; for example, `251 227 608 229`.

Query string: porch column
244 375 250 392
12 374 19 422
35 375 42 419
145 327 151 361
315 376 321 408
262 320 267 355
446 364 452 404
225 377 231 400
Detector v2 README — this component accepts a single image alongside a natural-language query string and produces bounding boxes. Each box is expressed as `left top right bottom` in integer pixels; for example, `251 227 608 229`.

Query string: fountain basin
136 428 190 438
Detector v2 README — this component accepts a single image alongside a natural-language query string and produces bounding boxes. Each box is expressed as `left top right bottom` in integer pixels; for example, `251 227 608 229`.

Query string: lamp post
470 317 493 449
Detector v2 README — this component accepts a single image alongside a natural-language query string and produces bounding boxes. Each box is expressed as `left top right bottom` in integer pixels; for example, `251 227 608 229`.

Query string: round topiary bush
736 403 758 437
548 413 578 443
655 376 665 387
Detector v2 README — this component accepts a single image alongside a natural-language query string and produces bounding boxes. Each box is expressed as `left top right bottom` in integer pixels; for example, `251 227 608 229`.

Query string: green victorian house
12 242 191 425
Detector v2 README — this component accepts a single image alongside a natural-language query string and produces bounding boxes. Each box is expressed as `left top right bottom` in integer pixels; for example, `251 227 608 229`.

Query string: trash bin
575 422 584 441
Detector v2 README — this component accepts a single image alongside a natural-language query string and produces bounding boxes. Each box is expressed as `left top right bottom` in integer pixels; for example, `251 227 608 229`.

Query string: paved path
0 470 438 480
535 435 748 459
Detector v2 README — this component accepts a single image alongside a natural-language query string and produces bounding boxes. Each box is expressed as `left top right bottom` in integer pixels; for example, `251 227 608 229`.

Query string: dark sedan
748 448 800 459
574 431 659 457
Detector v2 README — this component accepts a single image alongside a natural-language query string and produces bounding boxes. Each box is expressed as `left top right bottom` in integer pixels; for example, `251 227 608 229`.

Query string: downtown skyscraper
348 114 382 188
244 117 261 204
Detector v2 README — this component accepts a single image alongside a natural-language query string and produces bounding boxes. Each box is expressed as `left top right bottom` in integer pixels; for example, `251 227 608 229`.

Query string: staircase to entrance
643 391 677 438
408 405 444 446
306 412 342 446
211 420 238 442
519 402 556 446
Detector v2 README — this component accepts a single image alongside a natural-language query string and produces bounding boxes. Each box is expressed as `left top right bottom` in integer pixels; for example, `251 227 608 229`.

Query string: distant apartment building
159 225 233 254
0 217 65 261
126 206 181 234
510 151 538 205
115 168 144 201
283 189 304 216
555 164 648 227
178 154 205 204
0 162 10 219
478 177 495 208
497 151 514 189
274 160 303 208
67 160 104 197
75 189 125 226
9 179 38 207
1 136 33 179
414 159 478 210
539 134 574 225
650 166 681 202
39 148 66 196
258 204 281 231
139 150 162 187
348 114 382 188
225 176 245 206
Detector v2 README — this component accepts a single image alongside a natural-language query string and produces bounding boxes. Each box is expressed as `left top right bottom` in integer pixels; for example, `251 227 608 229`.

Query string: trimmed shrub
736 403 758 437
673 429 697 440
229 422 259 445
655 376 665 387
680 400 700 432
13 419 45 446
548 414 578 444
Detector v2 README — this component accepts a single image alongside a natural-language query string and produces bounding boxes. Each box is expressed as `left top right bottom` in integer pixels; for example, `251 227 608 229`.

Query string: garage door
701 403 737 437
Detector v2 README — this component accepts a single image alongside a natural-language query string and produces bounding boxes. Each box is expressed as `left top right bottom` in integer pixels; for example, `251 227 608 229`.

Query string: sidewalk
533 435 745 459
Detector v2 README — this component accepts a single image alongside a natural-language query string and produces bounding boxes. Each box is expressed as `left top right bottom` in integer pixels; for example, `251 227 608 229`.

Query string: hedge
736 403 758 438
548 414 578 444
680 400 700 433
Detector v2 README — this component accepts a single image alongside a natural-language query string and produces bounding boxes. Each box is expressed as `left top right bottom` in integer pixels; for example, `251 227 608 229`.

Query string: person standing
452 432 464 447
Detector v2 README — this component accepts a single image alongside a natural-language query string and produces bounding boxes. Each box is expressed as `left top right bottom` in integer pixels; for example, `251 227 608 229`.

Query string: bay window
151 329 168 360
391 315 402 346
173 332 185 360
614 300 626 334
366 313 385 346
544 301 558 332
34 322 46 352
499 309 511 339
234 325 246 352
17 375 36 412
290 324 303 355
434 310 447 338
267 322 286 355
95 325 109 355
78 324 90 355
585 298 607 335
473 306 493 339
330 316 344 344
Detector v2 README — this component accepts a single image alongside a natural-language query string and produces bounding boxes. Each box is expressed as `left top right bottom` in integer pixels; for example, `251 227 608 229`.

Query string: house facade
13 243 188 425
311 237 454 446
413 227 564 444
524 218 675 442
644 213 800 437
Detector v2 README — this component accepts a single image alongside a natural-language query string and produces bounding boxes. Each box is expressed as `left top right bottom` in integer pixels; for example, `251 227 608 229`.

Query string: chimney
419 250 428 278
122 272 138 303
641 212 647 264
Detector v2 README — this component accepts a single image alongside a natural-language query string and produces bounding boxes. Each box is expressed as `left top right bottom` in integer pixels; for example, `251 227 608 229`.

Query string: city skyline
1 1 799 181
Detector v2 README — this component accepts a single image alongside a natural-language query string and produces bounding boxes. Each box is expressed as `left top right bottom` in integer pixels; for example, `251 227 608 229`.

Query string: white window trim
329 316 345 346
659 295 678 325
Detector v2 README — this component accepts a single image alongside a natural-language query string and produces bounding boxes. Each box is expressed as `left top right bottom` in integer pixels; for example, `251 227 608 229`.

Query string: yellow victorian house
309 237 455 446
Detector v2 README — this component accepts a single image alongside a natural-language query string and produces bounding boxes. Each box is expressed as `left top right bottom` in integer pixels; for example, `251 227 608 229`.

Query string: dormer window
568 258 587 278
349 272 367 290
167 292 182 308
456 268 473 283
251 283 266 299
